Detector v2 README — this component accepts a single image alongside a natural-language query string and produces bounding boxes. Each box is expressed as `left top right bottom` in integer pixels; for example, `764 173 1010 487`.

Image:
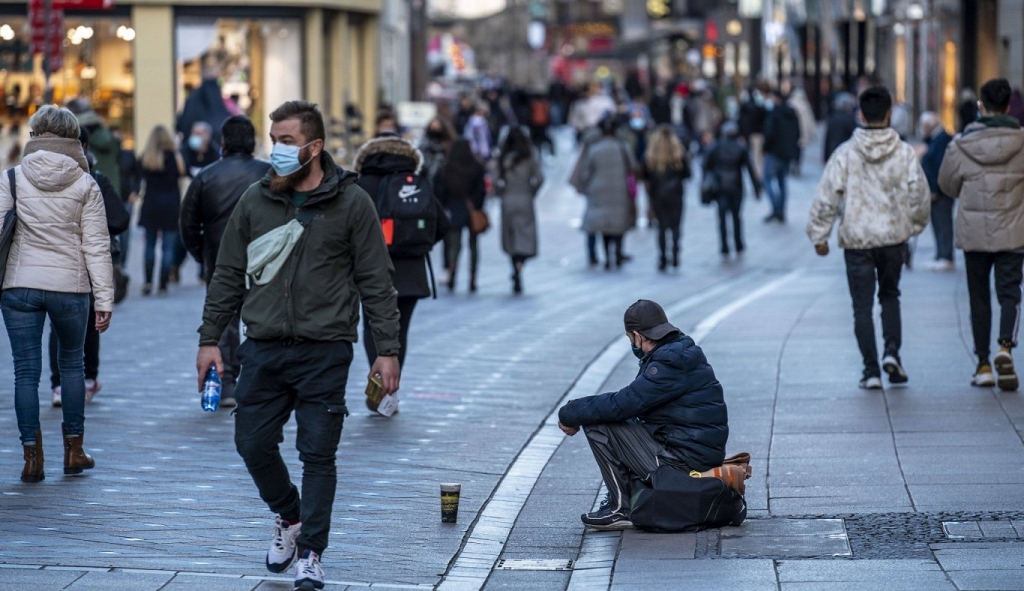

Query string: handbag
629 464 747 533
466 199 490 234
700 169 721 205
0 168 19 287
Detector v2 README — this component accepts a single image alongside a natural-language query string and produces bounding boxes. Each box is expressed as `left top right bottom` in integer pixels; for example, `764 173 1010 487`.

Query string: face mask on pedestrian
188 135 204 151
427 128 445 141
629 117 645 131
629 333 645 359
270 141 315 177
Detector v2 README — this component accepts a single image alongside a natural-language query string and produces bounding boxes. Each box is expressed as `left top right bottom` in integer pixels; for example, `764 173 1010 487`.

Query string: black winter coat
179 153 271 283
763 103 802 162
644 163 689 229
558 334 729 472
823 111 858 162
704 138 760 199
354 136 450 299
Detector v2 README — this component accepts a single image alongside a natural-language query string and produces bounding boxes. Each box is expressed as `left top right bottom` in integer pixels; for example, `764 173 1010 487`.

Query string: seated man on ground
557 300 730 530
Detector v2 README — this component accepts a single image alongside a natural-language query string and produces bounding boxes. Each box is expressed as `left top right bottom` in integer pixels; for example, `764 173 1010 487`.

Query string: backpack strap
7 168 16 204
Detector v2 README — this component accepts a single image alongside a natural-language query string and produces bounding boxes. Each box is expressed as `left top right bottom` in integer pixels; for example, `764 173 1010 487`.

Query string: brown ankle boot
21 429 44 483
62 423 94 475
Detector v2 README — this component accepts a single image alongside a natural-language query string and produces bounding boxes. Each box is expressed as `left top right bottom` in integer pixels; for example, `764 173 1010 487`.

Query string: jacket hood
353 136 423 175
849 127 902 163
20 136 89 191
956 123 1024 166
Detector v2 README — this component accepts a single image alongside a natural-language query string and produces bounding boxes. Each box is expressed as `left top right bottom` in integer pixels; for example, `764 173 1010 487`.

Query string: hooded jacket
938 120 1024 252
0 135 114 311
558 334 728 472
199 152 401 353
354 136 449 299
807 127 930 249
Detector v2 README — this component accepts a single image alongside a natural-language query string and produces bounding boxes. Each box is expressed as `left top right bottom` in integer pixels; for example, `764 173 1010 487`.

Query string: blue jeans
1 288 90 444
763 154 790 220
144 228 178 288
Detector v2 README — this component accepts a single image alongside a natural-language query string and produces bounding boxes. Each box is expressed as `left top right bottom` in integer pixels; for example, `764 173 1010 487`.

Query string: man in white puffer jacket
807 86 931 390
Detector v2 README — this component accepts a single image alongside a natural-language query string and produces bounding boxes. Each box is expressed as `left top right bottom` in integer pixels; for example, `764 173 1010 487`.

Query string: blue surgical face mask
270 141 313 177
630 117 646 131
188 135 203 151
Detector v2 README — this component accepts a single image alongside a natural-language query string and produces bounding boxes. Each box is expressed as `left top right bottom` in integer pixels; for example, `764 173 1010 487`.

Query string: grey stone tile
945 569 1024 590
59 570 175 590
777 559 949 585
934 545 1024 571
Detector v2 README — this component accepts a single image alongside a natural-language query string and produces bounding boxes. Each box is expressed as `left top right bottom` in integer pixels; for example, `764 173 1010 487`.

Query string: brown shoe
21 429 44 483
62 423 95 475
701 463 751 497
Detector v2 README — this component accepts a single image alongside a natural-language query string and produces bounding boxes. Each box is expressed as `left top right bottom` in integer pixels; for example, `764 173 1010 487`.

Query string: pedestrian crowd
2 65 1024 590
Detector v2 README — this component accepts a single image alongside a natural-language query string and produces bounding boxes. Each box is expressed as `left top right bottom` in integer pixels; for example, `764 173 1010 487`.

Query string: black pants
583 420 687 513
931 195 955 262
49 296 97 387
443 227 479 282
964 251 1024 359
716 193 743 253
602 234 624 268
233 339 352 555
363 296 417 367
844 245 905 376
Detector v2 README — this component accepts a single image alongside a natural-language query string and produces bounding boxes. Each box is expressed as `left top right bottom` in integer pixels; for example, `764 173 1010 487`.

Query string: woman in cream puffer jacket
0 105 113 483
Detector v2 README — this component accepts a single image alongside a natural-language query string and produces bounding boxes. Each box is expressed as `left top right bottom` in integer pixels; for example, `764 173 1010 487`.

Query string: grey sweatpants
583 419 688 513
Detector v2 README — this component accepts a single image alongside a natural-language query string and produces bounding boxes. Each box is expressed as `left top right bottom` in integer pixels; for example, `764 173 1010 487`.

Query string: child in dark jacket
558 299 729 530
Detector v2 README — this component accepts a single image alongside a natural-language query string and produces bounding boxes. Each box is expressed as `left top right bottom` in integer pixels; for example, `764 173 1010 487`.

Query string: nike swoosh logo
398 186 421 199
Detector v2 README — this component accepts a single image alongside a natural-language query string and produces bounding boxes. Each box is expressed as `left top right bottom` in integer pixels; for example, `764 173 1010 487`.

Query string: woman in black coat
138 125 185 295
435 138 487 292
354 136 449 368
642 125 690 271
703 121 761 257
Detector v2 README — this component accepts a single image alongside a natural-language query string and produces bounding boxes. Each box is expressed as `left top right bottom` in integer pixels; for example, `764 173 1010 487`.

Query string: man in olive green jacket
196 101 400 590
939 78 1024 392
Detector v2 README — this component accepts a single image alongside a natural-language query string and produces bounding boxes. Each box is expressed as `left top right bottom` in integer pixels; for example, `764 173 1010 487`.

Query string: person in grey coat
496 127 543 294
572 116 636 269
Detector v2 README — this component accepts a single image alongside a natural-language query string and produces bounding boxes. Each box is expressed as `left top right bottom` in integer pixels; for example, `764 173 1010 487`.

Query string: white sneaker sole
994 354 1019 391
972 373 996 388
583 519 635 531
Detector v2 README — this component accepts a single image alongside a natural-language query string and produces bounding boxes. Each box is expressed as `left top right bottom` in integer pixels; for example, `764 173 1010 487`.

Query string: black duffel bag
629 464 747 533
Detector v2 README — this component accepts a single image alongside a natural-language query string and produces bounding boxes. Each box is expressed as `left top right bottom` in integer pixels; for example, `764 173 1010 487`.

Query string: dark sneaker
859 376 882 389
882 355 908 386
266 517 301 573
994 348 1019 391
581 504 633 531
294 549 325 590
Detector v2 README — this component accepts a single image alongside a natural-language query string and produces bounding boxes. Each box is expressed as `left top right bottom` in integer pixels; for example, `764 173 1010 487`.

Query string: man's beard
270 148 315 193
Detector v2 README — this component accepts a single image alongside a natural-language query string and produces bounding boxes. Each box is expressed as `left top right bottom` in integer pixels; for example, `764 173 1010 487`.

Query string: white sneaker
52 386 62 407
266 517 301 574
859 376 883 390
927 259 956 272
85 379 101 402
294 549 325 590
994 348 1019 391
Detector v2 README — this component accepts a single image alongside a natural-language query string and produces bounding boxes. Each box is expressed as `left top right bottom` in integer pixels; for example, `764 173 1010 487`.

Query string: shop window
0 15 133 158
175 17 301 155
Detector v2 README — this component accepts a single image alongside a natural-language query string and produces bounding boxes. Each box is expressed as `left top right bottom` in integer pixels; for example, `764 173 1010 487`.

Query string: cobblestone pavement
1 129 1023 590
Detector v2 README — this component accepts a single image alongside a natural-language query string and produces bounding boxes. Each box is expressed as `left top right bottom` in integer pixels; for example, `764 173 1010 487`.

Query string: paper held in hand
366 375 399 417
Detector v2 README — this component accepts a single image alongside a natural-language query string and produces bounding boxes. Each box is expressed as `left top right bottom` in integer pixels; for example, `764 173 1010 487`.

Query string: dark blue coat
558 334 728 472
921 128 952 197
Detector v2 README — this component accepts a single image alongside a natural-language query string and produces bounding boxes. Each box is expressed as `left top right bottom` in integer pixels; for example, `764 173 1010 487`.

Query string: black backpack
375 172 438 258
629 465 747 533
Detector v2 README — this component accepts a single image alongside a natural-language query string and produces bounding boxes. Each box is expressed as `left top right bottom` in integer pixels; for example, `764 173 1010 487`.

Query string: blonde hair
644 125 685 173
141 125 176 171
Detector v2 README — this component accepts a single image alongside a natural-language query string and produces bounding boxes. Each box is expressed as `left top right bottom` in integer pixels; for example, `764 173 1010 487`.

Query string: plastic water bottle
201 367 221 412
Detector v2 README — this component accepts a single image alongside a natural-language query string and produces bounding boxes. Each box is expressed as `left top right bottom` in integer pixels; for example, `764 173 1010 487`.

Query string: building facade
0 0 381 155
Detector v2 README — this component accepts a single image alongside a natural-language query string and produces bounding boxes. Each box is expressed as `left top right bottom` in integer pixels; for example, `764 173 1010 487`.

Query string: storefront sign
54 0 114 8
28 0 63 71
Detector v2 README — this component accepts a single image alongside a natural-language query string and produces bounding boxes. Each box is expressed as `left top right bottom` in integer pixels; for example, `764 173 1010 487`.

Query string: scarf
22 134 90 173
